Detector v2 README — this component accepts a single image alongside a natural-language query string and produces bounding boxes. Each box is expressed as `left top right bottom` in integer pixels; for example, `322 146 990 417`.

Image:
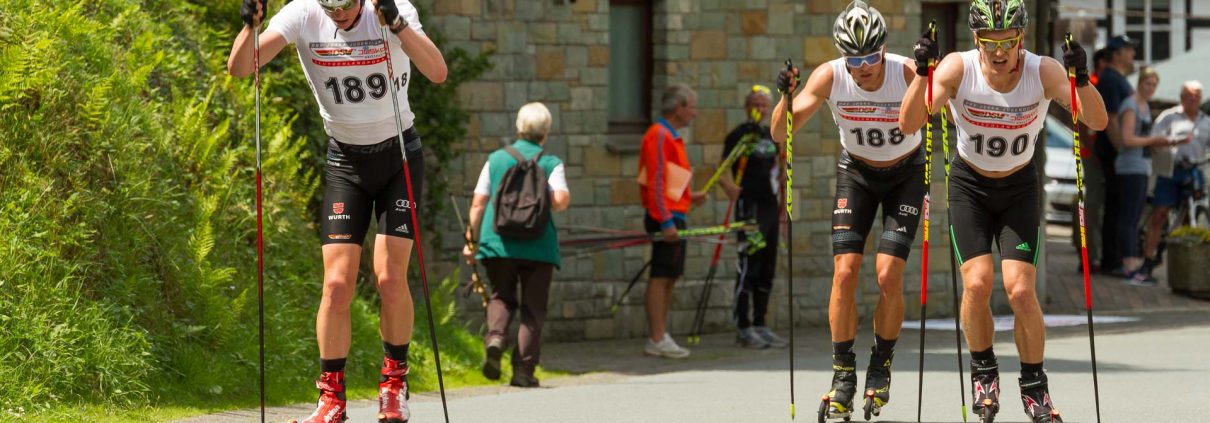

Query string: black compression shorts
644 215 687 279
321 127 424 245
948 157 1040 265
831 147 927 260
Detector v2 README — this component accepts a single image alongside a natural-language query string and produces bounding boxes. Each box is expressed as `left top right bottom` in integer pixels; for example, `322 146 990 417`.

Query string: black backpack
493 146 551 240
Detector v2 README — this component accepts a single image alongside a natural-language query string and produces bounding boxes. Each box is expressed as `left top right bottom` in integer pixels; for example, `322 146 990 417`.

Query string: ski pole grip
1064 32 1076 78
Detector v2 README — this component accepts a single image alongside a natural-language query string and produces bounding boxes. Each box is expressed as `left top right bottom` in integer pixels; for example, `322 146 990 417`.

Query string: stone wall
418 0 1040 343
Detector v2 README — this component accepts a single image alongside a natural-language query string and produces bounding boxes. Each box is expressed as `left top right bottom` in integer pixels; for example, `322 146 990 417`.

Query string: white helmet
316 0 356 10
832 0 888 56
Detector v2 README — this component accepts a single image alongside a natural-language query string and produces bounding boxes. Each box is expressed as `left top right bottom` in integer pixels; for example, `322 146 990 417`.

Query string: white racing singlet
826 53 922 161
949 50 1051 172
267 0 423 145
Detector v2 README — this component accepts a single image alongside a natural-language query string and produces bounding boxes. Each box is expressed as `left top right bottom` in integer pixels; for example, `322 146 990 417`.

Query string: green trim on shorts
1033 227 1041 265
949 225 964 267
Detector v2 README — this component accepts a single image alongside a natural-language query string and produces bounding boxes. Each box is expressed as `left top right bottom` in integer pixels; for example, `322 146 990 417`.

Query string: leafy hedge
0 0 490 418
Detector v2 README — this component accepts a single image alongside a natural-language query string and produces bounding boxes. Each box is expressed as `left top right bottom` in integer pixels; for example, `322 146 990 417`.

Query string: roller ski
970 358 1001 423
1019 371 1063 423
289 371 348 423
817 352 857 422
861 347 893 421
377 357 412 423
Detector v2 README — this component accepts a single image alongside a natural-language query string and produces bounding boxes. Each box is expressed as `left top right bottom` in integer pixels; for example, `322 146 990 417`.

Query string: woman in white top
227 1 447 422
899 1 1106 422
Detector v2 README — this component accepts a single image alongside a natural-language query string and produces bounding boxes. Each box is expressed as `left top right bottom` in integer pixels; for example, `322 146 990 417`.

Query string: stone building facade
421 0 1052 342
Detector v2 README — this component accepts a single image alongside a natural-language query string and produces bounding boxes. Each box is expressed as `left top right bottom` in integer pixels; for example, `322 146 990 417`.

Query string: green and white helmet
832 0 887 56
968 0 1028 31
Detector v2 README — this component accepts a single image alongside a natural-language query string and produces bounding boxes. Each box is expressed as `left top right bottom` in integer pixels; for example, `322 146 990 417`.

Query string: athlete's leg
319 244 362 360
831 253 864 342
830 160 880 343
872 254 906 341
374 235 414 346
1002 261 1043 362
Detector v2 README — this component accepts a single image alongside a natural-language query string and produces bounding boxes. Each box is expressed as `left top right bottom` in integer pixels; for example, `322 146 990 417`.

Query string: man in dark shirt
720 85 787 349
1092 34 1137 274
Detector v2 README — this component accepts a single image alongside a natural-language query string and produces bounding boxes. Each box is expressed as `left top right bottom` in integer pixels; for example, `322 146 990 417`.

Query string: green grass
0 0 492 420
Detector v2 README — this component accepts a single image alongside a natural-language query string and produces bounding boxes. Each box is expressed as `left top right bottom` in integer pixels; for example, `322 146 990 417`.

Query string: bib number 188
849 127 906 147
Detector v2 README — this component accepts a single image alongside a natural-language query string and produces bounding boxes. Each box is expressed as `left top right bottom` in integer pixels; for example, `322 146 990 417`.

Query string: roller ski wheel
970 358 1000 423
1020 371 1062 423
861 347 892 421
818 352 857 422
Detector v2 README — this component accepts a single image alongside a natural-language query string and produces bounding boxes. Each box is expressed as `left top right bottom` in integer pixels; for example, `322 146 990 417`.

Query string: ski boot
970 358 1001 423
1019 371 1063 423
817 352 857 422
861 347 893 421
289 371 347 423
378 357 412 423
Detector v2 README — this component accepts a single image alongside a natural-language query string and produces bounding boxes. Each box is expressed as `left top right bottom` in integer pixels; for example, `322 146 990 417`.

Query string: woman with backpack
462 102 570 387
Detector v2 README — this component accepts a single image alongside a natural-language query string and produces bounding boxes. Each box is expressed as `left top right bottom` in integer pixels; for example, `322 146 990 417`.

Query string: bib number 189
323 73 388 104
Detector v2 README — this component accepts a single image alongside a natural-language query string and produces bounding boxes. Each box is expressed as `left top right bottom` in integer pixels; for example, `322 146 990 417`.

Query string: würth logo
333 202 345 214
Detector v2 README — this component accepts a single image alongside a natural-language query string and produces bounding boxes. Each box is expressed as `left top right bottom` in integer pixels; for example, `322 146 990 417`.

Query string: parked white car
1044 115 1078 224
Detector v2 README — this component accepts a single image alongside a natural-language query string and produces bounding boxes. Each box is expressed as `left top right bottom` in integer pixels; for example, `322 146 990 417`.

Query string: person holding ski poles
771 1 925 419
228 0 447 421
722 85 788 350
638 84 708 359
899 1 1107 422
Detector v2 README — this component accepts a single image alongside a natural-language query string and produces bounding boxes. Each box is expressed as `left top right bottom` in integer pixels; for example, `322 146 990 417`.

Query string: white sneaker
753 326 789 348
644 334 690 358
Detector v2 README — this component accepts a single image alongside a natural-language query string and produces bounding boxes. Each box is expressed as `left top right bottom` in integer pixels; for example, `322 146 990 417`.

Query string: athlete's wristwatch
389 16 408 34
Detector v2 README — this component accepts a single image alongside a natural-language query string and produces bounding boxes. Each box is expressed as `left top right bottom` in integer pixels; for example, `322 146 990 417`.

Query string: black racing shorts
644 215 687 279
321 127 424 245
831 147 927 260
948 157 1040 265
736 198 780 285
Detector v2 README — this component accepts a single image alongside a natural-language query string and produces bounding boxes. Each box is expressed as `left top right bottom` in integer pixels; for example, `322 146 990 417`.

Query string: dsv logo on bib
899 205 918 216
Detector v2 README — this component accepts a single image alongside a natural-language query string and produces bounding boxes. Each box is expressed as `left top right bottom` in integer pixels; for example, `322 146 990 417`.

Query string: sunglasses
844 51 883 68
975 33 1023 52
319 0 357 13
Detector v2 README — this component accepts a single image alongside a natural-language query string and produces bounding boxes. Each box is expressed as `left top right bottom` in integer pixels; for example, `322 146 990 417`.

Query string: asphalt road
334 311 1209 423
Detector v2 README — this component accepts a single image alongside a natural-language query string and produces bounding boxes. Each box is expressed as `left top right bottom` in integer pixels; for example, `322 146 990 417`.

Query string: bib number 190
324 73 388 104
971 133 1029 157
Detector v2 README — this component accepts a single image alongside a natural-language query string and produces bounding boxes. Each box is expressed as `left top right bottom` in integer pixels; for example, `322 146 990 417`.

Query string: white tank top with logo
826 53 922 161
949 50 1051 172
267 0 423 145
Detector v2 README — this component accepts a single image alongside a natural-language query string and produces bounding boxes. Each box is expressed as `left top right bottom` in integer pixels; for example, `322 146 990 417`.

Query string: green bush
0 0 490 419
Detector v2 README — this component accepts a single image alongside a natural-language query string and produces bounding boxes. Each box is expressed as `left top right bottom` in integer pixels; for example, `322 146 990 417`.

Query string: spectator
464 102 571 387
1142 81 1209 282
637 84 707 358
719 85 788 349
1114 67 1168 284
1094 34 1138 275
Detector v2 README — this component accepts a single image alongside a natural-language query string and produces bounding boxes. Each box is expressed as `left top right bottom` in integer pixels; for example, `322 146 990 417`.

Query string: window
608 0 653 134
1125 0 1173 62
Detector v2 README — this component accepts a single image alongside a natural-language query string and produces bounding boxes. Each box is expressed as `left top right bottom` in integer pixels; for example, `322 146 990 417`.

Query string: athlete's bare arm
227 25 290 78
771 63 834 143
899 52 963 134
373 0 448 83
1040 57 1108 130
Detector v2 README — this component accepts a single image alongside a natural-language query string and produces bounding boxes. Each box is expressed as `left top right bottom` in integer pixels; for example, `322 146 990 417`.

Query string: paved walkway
1043 224 1210 313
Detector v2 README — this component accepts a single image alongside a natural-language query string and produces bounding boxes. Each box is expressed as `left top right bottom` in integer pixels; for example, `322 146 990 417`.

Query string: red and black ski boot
289 371 347 423
1020 371 1063 423
378 357 412 423
971 358 1001 423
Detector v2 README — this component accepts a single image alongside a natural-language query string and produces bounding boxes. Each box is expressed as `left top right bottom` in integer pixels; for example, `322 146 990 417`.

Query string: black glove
913 27 938 77
1063 38 1090 87
377 0 406 33
240 0 267 28
776 67 799 95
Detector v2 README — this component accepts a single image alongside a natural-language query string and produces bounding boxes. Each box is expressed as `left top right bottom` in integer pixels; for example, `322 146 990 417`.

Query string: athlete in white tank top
948 50 1049 171
826 53 923 161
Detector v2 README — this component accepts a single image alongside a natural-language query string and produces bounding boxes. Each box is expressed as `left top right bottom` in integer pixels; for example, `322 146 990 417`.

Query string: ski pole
610 259 653 314
448 194 489 308
915 20 936 423
781 58 798 420
689 148 751 345
252 19 267 423
379 25 451 423
940 106 970 423
1065 32 1102 423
